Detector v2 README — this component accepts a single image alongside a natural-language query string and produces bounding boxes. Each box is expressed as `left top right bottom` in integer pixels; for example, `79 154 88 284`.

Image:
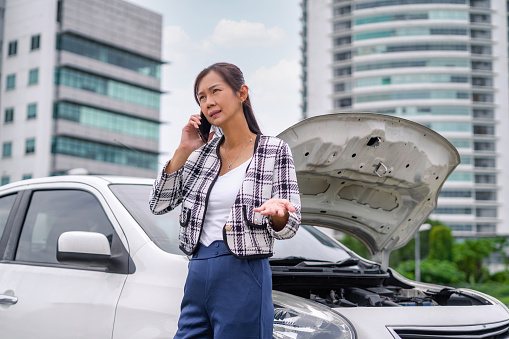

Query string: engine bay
307 285 489 307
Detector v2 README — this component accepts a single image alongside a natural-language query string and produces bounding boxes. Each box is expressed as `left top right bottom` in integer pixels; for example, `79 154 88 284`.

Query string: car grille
388 320 509 339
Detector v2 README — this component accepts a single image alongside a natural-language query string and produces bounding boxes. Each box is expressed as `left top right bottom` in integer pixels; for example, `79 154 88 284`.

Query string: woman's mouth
209 110 221 118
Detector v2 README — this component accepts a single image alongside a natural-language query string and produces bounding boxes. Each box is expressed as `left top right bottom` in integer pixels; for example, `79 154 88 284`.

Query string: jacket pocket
179 208 191 227
242 205 267 229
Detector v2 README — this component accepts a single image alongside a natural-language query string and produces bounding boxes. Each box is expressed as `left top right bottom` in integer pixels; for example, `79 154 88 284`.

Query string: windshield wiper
269 256 363 268
269 256 335 266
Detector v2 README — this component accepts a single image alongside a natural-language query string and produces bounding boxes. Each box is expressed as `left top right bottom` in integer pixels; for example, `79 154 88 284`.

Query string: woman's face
197 71 244 127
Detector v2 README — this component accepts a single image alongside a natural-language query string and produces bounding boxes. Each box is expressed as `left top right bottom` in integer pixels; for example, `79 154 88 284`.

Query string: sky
124 0 302 161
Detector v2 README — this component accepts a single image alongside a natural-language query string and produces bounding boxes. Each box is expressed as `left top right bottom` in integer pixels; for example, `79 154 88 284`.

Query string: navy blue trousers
174 241 273 339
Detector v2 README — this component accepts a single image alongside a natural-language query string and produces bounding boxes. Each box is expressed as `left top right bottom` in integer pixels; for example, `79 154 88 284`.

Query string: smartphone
197 112 211 143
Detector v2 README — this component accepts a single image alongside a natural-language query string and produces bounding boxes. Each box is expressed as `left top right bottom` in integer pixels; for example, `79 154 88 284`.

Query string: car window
109 184 181 255
0 194 17 239
15 190 115 264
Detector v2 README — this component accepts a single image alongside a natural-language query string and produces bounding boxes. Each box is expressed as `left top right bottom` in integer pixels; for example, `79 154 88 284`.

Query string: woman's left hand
253 199 296 231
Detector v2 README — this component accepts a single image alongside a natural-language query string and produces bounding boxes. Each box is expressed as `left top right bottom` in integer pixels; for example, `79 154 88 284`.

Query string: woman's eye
198 95 205 101
213 88 220 93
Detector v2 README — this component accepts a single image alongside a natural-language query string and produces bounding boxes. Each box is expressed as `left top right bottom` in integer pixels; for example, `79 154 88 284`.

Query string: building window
54 102 160 139
6 74 16 90
8 40 17 56
25 138 35 154
52 136 158 170
475 190 496 201
476 207 497 218
55 68 160 109
22 174 32 180
473 109 493 119
31 34 41 50
474 141 495 151
56 33 162 79
4 108 14 123
439 190 472 198
27 103 37 119
2 142 12 158
0 176 10 186
450 224 474 232
476 224 496 233
434 207 472 215
473 125 494 135
474 157 496 168
28 68 39 85
475 174 496 184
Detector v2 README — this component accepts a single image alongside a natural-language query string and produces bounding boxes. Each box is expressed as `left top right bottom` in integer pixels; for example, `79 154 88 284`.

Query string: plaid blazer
149 134 301 259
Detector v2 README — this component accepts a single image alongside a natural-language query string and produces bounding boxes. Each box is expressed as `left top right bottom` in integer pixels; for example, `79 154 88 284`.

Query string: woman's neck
221 116 256 148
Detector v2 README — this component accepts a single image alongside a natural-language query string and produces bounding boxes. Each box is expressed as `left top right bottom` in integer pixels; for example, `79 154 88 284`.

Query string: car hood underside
277 113 460 263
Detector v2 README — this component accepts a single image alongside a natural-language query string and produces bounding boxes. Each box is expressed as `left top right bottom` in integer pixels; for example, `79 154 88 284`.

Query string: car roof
0 175 154 192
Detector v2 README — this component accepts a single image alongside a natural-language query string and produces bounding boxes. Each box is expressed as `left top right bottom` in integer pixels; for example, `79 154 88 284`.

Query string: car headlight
273 291 356 339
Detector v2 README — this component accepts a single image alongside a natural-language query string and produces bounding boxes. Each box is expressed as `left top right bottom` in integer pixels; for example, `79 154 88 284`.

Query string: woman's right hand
179 114 207 152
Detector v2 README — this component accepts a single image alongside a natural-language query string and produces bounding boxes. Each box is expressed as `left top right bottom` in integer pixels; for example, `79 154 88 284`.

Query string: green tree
395 259 465 285
428 224 453 261
453 238 500 284
338 234 370 259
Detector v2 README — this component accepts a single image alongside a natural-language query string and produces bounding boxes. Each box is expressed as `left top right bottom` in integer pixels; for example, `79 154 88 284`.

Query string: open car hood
277 113 460 266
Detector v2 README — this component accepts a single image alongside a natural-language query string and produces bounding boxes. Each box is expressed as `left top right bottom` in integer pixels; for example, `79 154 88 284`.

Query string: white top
200 157 252 246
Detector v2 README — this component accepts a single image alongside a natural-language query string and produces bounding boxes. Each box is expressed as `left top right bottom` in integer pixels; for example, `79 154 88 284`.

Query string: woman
149 62 301 339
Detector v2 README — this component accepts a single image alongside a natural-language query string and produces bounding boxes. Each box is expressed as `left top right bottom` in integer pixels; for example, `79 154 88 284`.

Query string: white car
0 113 508 338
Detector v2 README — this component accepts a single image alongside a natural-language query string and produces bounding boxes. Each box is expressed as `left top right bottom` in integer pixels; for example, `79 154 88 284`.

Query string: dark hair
194 62 262 135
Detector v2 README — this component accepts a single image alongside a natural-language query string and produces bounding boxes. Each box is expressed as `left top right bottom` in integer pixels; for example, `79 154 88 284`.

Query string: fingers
188 114 201 129
253 199 294 216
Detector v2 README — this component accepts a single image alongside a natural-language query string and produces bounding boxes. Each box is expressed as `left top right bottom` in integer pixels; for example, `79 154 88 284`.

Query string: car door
0 184 130 339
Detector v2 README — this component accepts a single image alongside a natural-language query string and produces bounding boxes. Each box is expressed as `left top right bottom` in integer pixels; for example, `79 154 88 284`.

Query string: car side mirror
57 231 112 267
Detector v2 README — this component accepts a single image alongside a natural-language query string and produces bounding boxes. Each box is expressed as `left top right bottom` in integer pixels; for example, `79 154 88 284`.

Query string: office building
301 0 509 236
1 0 163 182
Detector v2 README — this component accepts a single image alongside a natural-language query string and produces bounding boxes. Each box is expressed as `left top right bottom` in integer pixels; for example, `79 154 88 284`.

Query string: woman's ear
239 84 249 102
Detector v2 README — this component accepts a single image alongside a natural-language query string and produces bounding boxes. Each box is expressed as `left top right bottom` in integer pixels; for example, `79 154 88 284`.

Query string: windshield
109 183 182 255
110 184 353 262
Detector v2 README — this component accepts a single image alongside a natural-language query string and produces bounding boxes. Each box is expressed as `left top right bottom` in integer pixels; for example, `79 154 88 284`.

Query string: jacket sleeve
149 160 184 215
267 141 301 240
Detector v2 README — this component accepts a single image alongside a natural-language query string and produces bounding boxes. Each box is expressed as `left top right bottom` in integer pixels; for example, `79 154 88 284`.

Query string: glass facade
54 102 159 140
57 33 161 79
355 27 467 41
375 106 470 116
54 68 160 109
355 11 468 25
355 74 468 87
355 0 466 10
356 43 468 56
52 137 158 171
356 91 469 103
447 172 473 181
355 59 469 72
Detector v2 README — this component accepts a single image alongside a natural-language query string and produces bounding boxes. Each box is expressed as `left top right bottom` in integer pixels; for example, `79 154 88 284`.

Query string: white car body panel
0 264 126 338
337 305 509 338
113 242 188 339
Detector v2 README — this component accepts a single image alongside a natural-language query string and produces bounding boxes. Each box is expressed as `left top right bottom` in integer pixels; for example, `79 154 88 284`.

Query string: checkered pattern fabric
149 135 301 258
